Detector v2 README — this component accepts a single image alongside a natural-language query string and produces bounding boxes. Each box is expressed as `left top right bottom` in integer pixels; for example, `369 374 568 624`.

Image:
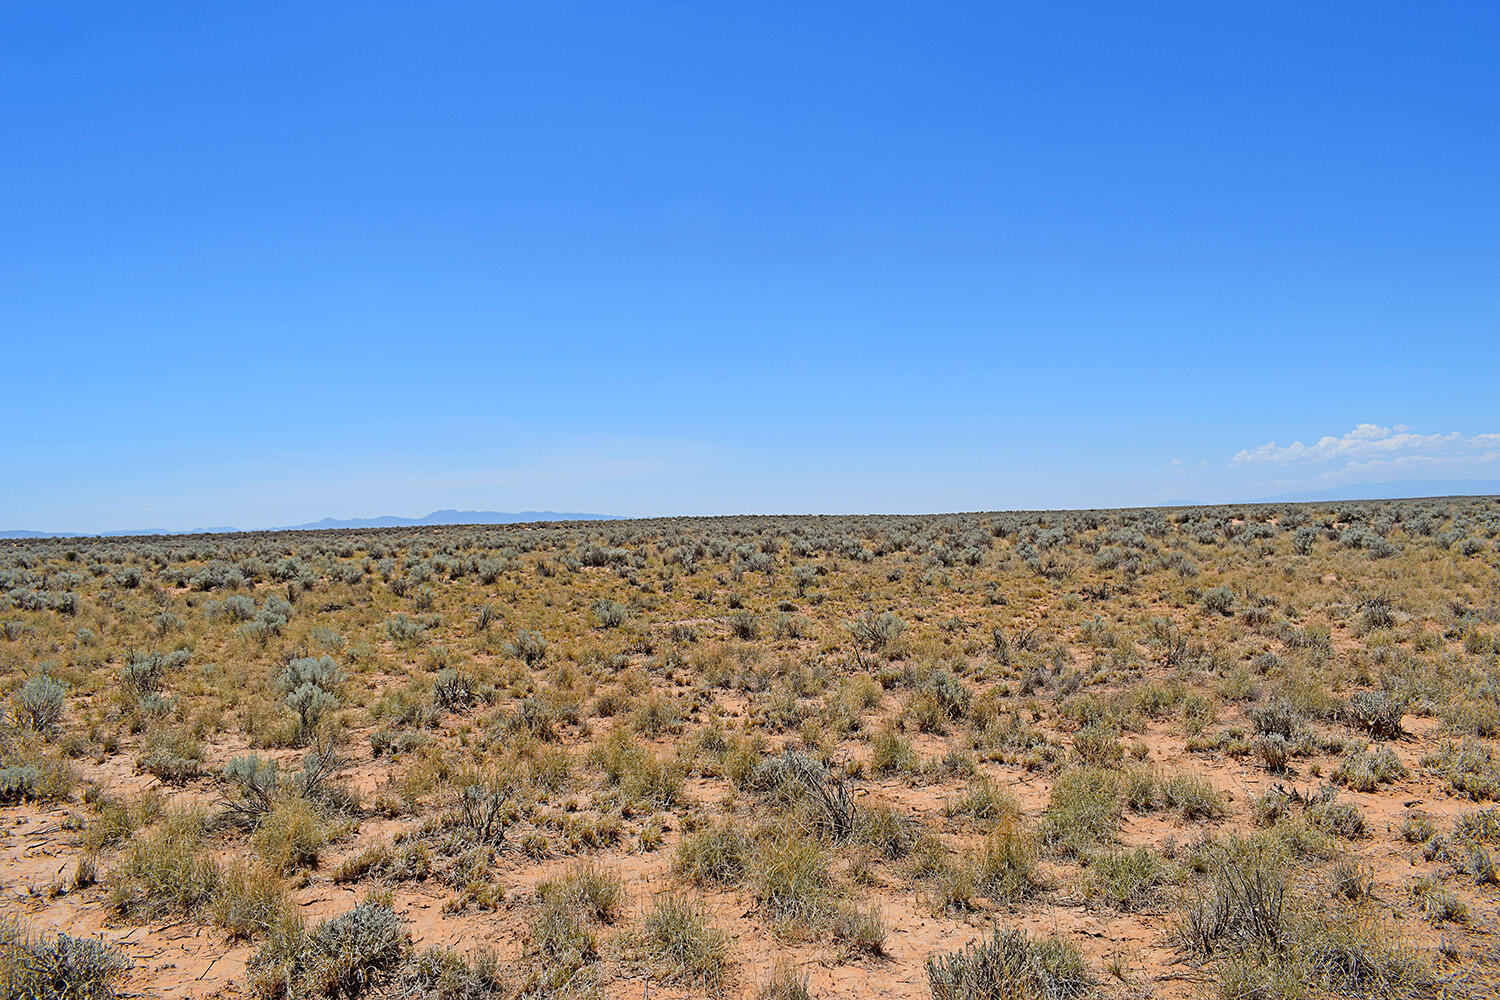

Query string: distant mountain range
0 509 622 539
275 509 621 530
1255 479 1500 503
0 526 243 539
8 482 1498 539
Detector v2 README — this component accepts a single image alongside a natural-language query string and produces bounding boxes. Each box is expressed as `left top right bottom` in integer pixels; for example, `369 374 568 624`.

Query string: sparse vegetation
0 497 1495 995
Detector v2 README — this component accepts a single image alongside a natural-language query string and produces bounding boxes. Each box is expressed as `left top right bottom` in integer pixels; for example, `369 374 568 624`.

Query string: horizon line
6 487 1499 541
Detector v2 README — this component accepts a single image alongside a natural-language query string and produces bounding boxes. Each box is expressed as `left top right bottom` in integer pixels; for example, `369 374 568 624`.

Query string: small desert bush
1175 850 1291 956
590 598 630 629
507 628 548 664
826 903 887 956
1334 743 1406 792
1127 769 1226 819
212 862 304 942
447 768 519 845
751 831 840 933
869 725 915 776
1444 699 1500 738
675 820 751 886
12 675 67 734
1413 879 1468 925
253 796 327 873
430 668 476 713
0 918 127 1000
1423 739 1500 800
1401 809 1437 843
530 899 595 984
332 840 431 884
1260 812 1340 862
754 749 858 843
848 611 904 658
81 788 164 852
222 753 282 824
527 865 622 989
856 801 918 859
1452 808 1500 844
946 818 1043 909
754 960 812 1000
1328 858 1372 901
540 861 625 925
728 610 760 639
1176 850 1432 1000
1070 722 1124 766
253 893 411 1000
1249 697 1304 740
1255 733 1295 774
1306 794 1367 839
591 728 686 808
1201 586 1236 615
134 725 204 783
108 809 221 921
1039 767 1124 856
1343 690 1404 739
275 655 344 742
393 945 511 999
927 928 1094 1000
1086 847 1167 911
946 776 1020 824
639 893 730 985
1163 772 1226 820
0 749 75 805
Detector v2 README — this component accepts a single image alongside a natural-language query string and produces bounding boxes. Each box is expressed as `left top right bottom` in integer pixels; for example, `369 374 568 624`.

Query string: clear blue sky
4 3 1498 531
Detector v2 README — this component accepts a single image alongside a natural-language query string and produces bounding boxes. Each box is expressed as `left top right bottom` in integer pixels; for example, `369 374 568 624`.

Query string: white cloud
1233 423 1500 467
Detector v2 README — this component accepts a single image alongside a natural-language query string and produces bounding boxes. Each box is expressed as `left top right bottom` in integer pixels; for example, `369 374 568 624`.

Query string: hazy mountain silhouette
274 509 621 530
0 509 621 539
1256 479 1500 503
